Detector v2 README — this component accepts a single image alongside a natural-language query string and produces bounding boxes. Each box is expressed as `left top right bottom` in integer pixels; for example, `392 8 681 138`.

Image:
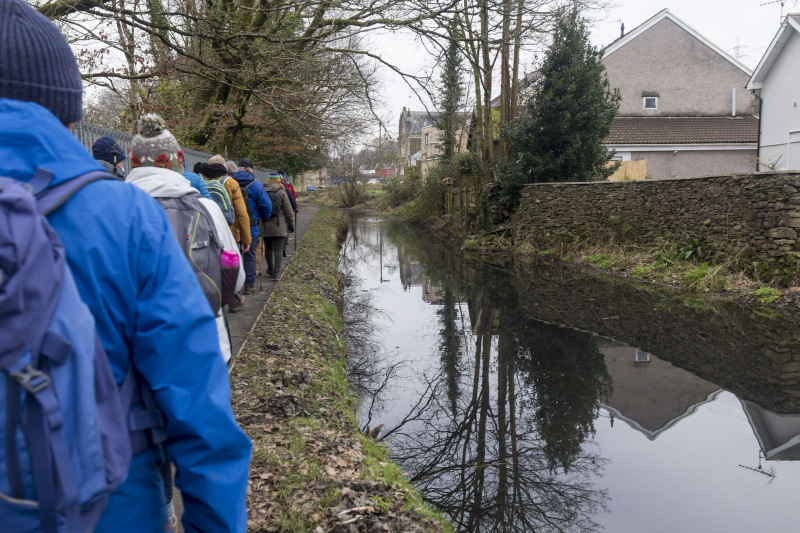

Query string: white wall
759 30 800 170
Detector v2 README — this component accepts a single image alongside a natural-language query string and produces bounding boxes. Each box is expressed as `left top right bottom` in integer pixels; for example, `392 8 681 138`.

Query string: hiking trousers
263 236 286 280
243 246 257 286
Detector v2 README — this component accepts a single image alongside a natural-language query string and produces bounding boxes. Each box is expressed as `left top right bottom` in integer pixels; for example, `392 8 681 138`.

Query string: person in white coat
125 116 244 365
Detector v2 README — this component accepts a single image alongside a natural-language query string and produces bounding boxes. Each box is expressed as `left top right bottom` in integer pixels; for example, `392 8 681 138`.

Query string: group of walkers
0 0 294 531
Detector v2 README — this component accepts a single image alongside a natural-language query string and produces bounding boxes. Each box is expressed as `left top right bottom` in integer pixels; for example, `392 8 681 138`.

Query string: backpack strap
35 168 116 215
7 346 80 533
241 181 257 227
119 366 167 455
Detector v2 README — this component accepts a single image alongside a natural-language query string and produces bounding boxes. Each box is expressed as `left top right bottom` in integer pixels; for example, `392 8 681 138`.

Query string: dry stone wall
510 172 800 285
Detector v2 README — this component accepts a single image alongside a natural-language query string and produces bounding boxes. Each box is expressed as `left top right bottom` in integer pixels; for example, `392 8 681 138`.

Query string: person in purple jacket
0 0 251 530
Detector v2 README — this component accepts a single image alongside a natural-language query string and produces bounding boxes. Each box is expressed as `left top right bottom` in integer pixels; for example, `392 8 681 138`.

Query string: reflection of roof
606 117 759 145
598 341 723 440
742 399 800 460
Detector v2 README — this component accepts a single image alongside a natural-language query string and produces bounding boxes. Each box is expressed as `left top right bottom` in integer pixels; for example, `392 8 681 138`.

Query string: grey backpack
156 193 223 315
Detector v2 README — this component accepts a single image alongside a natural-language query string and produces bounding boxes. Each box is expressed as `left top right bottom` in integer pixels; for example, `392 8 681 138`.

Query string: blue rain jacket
0 99 251 532
184 171 211 199
232 170 272 240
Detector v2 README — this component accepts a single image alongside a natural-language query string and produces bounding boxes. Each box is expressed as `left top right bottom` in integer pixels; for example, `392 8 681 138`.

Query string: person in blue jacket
0 1 251 531
232 158 272 294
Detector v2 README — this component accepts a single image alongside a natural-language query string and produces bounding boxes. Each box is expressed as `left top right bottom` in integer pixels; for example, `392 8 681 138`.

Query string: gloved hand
288 226 295 233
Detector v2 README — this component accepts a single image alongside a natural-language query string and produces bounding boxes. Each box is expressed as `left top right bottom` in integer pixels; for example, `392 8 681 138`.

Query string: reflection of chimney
621 22 625 38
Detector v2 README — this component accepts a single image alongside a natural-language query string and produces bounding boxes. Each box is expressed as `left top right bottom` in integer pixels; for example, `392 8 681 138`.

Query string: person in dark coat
262 174 295 281
232 158 272 293
91 135 126 179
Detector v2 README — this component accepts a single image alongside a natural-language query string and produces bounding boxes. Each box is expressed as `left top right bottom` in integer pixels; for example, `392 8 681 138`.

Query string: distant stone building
398 108 439 173
398 108 471 179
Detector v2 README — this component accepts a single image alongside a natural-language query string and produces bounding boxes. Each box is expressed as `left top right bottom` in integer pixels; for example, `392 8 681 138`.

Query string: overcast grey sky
376 0 793 137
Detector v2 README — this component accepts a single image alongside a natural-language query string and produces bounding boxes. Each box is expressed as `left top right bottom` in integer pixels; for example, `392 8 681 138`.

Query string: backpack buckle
9 364 51 394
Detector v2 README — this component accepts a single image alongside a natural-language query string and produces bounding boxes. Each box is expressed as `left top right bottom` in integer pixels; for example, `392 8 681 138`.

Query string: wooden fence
607 159 648 181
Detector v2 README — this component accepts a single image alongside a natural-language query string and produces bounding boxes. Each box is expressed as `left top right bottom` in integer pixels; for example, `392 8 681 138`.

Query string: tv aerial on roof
759 0 797 22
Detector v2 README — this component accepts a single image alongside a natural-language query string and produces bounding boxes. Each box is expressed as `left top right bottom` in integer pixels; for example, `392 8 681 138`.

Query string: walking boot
243 284 256 295
227 293 246 313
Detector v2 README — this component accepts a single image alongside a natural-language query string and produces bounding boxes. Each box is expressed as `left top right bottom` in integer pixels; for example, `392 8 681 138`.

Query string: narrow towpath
175 201 320 532
227 202 321 359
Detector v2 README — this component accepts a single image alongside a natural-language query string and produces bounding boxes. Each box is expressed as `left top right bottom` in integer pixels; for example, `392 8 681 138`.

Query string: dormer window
643 97 658 110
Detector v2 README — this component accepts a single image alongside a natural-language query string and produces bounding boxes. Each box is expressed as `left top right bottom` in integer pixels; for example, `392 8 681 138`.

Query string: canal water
339 213 800 532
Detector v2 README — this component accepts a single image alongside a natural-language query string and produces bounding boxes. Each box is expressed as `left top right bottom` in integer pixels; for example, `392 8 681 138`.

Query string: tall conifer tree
502 10 619 189
438 16 464 164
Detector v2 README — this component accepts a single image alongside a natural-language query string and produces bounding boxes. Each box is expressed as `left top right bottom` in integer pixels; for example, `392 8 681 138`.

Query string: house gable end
747 15 800 90
603 14 756 117
604 9 751 75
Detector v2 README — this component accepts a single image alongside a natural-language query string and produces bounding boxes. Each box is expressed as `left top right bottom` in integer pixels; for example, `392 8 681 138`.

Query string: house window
634 350 651 363
424 133 430 145
643 97 658 110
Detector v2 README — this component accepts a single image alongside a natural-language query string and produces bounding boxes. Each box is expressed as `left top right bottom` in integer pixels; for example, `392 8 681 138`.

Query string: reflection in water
598 340 722 440
340 213 800 532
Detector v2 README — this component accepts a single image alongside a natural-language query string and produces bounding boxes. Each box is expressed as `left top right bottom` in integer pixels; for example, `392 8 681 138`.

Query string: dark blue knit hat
92 136 126 165
0 0 83 124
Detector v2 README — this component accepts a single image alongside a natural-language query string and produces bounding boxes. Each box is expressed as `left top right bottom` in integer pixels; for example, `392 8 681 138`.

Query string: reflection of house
742 400 800 460
397 243 423 289
598 340 722 440
602 10 759 179
421 275 444 304
746 14 800 171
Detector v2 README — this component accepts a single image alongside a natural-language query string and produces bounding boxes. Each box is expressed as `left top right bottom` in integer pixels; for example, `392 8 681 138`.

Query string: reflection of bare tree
438 287 462 417
387 299 608 532
344 215 609 531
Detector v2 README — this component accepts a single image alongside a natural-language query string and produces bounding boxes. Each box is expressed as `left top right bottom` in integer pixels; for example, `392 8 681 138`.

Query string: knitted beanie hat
0 0 83 123
208 154 226 167
92 136 126 165
130 114 182 168
198 162 227 179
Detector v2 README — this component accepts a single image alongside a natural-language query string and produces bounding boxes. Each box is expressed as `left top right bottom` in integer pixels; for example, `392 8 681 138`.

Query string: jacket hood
126 166 196 198
232 170 254 186
264 181 283 192
0 99 103 186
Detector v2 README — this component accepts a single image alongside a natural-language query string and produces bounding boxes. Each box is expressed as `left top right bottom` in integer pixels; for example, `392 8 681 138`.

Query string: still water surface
339 213 800 532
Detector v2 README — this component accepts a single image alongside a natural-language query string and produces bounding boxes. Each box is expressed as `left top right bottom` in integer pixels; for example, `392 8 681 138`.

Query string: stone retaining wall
510 172 800 285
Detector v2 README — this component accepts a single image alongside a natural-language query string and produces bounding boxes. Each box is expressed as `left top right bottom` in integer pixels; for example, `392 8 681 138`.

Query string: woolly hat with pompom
129 113 183 169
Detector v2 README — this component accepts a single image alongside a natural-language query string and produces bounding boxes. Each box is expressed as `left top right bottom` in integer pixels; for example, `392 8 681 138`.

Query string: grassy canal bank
229 207 449 532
